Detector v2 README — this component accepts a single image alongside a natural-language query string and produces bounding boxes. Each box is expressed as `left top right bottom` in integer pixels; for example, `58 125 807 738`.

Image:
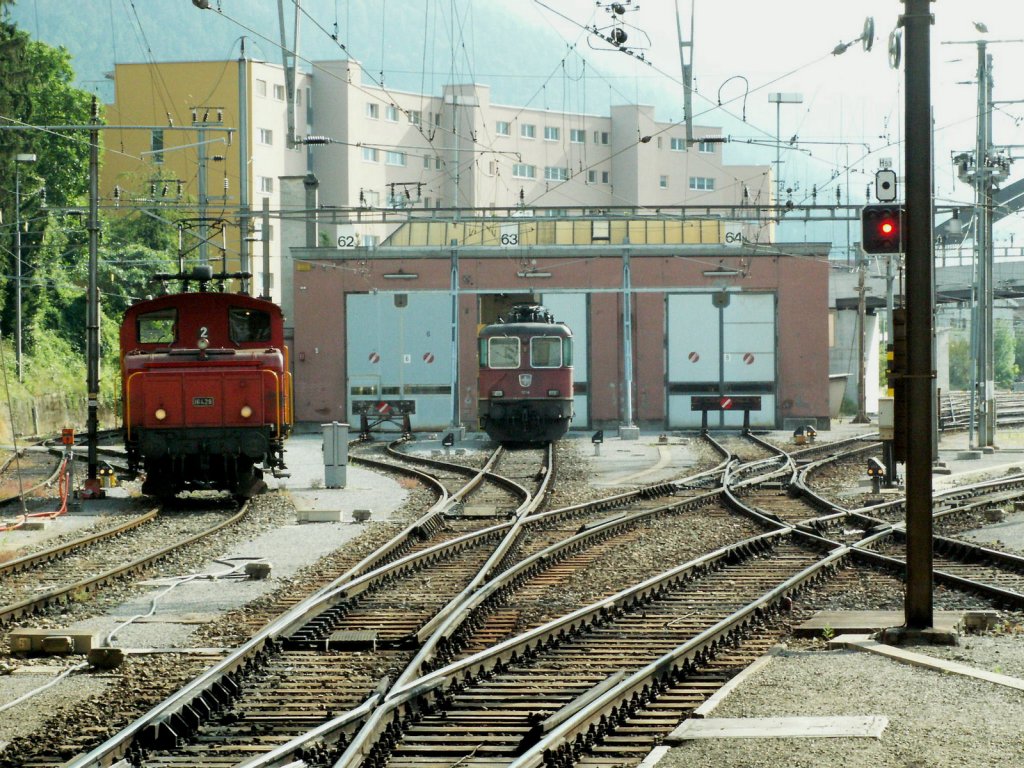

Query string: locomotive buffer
352 400 415 439
690 396 762 434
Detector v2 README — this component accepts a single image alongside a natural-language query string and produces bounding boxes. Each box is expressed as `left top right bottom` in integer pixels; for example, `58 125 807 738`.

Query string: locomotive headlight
547 389 561 397
154 408 167 421
197 337 210 350
491 389 504 398
240 405 253 419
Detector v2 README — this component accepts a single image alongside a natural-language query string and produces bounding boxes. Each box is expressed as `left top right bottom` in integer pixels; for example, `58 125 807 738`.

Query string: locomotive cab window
229 308 272 343
486 337 521 369
137 308 177 344
530 336 563 368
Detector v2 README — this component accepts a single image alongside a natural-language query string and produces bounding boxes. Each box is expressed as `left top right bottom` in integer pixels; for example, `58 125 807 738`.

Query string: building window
594 131 609 145
587 170 609 184
295 89 302 106
362 147 379 162
409 110 421 125
257 127 273 145
435 155 442 170
520 123 536 139
423 154 432 169
689 176 716 190
570 128 585 144
660 175 669 189
434 111 442 126
255 79 267 97
496 120 511 136
670 137 686 151
544 166 568 181
386 104 399 122
512 163 536 179
363 234 380 247
150 129 164 164
544 126 560 141
362 189 380 206
385 151 407 166
602 171 610 183
257 175 274 193
273 83 285 100
698 140 716 153
366 102 379 119
656 136 663 148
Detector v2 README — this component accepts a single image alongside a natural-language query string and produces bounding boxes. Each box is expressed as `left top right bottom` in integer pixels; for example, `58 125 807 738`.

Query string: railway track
8 431 1024 768
46 442 555 767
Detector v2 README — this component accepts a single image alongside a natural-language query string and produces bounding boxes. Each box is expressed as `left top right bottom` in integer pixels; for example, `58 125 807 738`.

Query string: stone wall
0 392 118 443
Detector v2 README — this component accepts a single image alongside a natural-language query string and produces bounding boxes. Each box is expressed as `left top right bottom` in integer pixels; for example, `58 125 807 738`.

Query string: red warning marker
743 352 755 365
375 402 392 415
369 352 380 363
720 396 733 410
423 352 435 363
688 351 700 363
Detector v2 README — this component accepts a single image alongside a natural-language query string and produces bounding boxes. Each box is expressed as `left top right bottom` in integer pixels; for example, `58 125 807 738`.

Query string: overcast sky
516 1 1023 219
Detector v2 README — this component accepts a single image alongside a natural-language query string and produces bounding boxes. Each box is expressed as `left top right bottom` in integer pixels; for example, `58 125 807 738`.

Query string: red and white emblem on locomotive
519 373 533 387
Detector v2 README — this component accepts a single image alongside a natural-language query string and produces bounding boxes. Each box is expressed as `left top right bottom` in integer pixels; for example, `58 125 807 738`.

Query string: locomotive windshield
530 336 563 368
229 308 272 343
137 308 177 344
486 337 521 368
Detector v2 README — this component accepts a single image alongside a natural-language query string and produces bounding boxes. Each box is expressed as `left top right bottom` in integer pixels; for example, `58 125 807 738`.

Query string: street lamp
767 93 803 205
14 153 36 383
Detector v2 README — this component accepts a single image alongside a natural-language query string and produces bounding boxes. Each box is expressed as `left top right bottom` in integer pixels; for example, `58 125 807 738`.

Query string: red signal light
861 204 905 254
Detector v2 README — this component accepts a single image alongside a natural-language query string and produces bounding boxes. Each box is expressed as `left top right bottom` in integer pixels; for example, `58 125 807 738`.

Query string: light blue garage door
346 292 453 431
667 291 777 428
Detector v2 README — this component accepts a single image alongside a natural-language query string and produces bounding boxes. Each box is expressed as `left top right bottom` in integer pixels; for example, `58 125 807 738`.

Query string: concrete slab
831 634 1024 691
667 715 888 741
794 610 965 638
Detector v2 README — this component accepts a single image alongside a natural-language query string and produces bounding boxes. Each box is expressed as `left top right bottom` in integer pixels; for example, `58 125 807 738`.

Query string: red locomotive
477 304 574 443
119 265 293 497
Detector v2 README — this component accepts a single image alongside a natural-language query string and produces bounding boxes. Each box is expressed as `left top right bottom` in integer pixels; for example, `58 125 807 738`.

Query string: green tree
995 322 1017 388
1 17 92 377
948 337 970 390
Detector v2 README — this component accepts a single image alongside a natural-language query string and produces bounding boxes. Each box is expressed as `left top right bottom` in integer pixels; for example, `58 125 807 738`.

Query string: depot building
286 213 831 434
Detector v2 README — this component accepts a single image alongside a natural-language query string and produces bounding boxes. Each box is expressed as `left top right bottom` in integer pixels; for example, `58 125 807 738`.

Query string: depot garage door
667 292 777 428
346 292 452 430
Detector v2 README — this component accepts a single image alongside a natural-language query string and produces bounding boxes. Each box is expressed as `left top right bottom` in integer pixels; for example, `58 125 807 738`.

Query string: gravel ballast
656 638 1024 768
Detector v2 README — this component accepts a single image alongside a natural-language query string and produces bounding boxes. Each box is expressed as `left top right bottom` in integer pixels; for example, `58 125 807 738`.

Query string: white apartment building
309 60 770 218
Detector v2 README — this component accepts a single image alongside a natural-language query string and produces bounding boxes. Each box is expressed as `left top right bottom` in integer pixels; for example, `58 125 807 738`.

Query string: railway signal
861 204 905 253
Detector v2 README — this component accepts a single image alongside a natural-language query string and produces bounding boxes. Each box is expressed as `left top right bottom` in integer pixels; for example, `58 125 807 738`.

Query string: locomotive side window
229 308 272 343
487 337 521 369
530 336 563 368
137 308 177 344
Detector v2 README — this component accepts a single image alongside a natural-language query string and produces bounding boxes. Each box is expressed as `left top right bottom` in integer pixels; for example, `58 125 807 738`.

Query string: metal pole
261 197 271 299
622 240 635 429
197 122 208 265
450 239 461 430
14 163 22 383
902 0 934 630
976 43 995 447
775 102 781 203
84 97 102 497
853 256 869 423
238 38 250 292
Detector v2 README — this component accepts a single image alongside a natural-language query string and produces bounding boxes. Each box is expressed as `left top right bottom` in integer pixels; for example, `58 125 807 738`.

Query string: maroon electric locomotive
477 304 574 443
120 265 293 498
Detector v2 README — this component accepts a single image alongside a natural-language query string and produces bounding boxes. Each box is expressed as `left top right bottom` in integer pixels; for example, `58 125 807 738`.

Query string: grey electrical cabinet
322 422 349 488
